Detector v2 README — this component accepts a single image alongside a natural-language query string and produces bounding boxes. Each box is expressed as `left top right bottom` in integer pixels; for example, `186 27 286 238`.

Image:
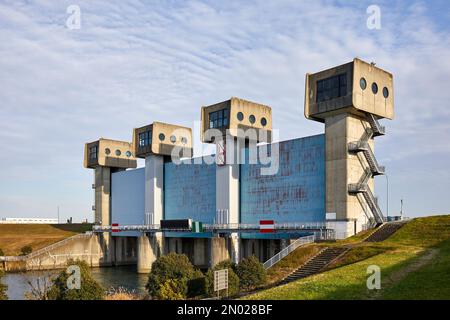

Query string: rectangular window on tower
89 146 97 160
209 109 229 129
139 130 152 147
316 73 347 103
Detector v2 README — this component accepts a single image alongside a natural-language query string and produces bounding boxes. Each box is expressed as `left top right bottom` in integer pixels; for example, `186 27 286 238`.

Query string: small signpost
214 268 229 299
259 220 275 233
112 223 119 233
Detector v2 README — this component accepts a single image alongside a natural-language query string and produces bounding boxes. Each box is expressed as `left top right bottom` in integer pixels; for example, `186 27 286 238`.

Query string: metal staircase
348 113 386 226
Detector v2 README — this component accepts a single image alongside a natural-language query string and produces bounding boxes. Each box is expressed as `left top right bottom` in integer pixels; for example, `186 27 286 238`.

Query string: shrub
159 279 187 300
105 287 140 300
146 253 204 299
236 255 267 290
187 269 206 298
205 260 240 298
20 246 32 256
47 259 104 300
0 248 4 256
0 270 7 300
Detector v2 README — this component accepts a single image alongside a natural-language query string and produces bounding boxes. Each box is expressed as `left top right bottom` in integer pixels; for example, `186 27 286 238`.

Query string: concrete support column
145 155 164 225
216 141 242 264
137 234 164 274
229 233 240 264
209 237 229 267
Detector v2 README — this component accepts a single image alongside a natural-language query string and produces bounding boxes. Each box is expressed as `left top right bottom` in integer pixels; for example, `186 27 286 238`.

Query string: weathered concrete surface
1 234 137 272
137 234 163 274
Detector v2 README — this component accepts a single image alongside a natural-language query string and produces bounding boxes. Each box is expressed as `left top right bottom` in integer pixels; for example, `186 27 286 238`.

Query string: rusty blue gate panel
240 134 325 228
164 157 216 237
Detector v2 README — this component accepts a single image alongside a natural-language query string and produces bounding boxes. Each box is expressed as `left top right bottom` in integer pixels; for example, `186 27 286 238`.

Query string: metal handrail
26 233 91 260
0 233 91 262
262 235 315 270
364 187 385 223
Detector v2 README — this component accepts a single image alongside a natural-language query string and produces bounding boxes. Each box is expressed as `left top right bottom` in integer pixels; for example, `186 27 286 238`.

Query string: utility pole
400 199 403 218
385 175 389 220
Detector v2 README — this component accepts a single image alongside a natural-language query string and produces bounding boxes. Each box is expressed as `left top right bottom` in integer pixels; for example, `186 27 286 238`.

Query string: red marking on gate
112 223 119 233
259 220 274 233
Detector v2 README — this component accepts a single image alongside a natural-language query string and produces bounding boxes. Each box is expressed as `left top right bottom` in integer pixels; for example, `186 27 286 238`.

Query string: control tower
84 138 137 226
201 97 272 262
305 58 394 237
132 121 192 273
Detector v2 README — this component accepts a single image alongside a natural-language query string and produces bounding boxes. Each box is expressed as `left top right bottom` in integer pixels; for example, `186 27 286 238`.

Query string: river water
2 266 148 300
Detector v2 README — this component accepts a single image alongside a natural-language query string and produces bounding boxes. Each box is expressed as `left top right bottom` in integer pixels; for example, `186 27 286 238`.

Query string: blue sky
0 0 449 222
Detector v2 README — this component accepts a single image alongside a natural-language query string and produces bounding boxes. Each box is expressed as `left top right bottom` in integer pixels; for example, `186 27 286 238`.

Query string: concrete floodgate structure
78 58 394 273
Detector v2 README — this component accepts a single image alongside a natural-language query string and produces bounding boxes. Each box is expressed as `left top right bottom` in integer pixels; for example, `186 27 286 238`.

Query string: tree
0 270 7 300
235 255 267 290
24 272 54 300
0 248 4 256
205 260 240 298
146 253 203 299
158 279 186 300
47 259 104 300
20 246 32 256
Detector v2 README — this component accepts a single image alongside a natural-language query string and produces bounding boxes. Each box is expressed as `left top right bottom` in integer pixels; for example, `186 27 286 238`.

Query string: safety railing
262 235 315 270
0 233 92 262
26 233 91 260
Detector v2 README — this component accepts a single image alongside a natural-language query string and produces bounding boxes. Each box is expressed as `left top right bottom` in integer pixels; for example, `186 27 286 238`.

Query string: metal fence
262 235 315 270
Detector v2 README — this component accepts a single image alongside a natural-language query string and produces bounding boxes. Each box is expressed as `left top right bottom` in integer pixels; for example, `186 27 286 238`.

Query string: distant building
0 217 59 224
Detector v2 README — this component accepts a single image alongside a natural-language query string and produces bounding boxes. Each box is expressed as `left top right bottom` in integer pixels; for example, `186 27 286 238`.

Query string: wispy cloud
0 0 449 220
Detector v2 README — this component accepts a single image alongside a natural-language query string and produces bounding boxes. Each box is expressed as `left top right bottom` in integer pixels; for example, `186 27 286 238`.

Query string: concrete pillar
216 141 242 264
137 234 164 274
94 166 111 226
209 237 229 267
325 113 374 235
145 155 164 225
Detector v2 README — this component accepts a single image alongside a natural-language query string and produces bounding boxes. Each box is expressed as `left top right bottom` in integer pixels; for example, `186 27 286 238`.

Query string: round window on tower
383 87 389 98
261 117 267 126
181 137 188 144
371 82 378 94
170 135 176 143
125 151 132 157
115 149 121 156
249 115 256 124
105 148 111 155
360 77 367 90
159 133 165 141
237 112 244 121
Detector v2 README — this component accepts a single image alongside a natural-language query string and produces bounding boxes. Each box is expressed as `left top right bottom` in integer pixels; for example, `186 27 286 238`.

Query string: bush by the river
146 253 205 299
0 270 7 300
47 259 105 300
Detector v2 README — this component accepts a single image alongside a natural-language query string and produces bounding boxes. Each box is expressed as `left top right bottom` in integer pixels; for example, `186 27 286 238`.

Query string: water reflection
2 266 148 300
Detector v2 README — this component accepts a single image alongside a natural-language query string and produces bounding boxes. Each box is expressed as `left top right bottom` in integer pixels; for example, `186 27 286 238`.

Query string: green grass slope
245 215 450 300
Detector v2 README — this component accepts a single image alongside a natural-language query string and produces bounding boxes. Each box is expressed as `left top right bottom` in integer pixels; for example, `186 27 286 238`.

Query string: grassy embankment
0 224 92 256
245 215 450 300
